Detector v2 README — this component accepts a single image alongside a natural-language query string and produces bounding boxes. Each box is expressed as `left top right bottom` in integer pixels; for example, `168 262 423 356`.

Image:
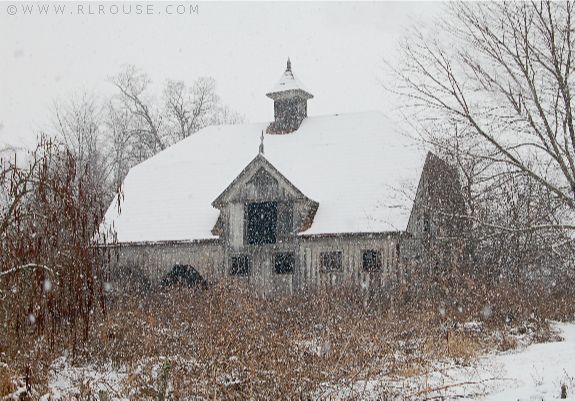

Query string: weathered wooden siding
297 234 401 292
109 233 404 295
227 204 244 250
109 240 225 288
225 245 298 294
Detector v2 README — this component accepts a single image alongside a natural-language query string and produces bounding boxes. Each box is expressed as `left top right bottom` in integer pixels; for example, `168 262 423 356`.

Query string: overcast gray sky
0 1 442 148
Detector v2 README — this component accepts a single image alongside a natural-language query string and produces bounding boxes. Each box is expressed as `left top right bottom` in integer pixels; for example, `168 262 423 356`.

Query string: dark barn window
320 251 343 272
230 255 250 276
274 252 295 274
362 250 382 272
246 202 277 245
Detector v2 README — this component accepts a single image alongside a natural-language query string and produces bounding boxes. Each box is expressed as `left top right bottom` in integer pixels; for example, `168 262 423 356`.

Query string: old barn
102 60 466 293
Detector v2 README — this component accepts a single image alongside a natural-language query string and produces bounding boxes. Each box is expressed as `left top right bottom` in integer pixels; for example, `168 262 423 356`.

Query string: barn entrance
160 264 208 289
246 202 277 245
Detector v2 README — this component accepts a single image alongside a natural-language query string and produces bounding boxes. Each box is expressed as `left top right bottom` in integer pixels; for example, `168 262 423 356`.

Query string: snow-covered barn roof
102 111 426 243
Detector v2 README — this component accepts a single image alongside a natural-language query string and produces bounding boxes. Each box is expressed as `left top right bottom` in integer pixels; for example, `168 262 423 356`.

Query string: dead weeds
1 275 573 400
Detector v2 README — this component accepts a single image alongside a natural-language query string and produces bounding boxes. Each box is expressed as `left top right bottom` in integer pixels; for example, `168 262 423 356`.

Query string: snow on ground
40 356 129 401
40 355 193 401
476 321 575 401
40 322 575 400
319 321 575 400
413 321 575 401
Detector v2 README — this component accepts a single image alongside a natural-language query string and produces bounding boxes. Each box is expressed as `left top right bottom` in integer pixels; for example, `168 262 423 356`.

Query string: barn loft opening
246 202 277 245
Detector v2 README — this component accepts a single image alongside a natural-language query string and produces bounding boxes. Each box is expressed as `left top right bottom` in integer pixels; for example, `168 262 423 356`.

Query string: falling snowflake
481 305 493 320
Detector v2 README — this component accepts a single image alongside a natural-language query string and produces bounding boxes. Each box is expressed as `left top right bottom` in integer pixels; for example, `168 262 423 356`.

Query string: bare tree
163 76 243 143
53 93 113 203
106 101 135 192
108 66 244 184
0 137 110 352
109 65 165 161
164 78 215 142
393 1 575 260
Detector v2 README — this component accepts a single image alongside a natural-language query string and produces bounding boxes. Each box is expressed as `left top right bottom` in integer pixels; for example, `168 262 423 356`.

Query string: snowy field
435 320 575 401
39 321 575 400
467 321 575 401
318 321 575 400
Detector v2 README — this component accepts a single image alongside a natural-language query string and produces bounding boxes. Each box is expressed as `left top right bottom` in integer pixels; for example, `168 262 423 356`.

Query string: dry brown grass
0 364 17 397
85 286 404 400
446 332 482 362
1 273 574 400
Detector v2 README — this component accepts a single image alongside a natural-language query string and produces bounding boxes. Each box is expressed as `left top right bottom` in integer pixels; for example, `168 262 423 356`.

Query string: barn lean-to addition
101 59 466 293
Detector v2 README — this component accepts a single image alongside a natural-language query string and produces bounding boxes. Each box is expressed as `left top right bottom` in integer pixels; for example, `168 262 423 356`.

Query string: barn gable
406 152 467 239
212 153 315 208
401 152 468 261
211 152 319 247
